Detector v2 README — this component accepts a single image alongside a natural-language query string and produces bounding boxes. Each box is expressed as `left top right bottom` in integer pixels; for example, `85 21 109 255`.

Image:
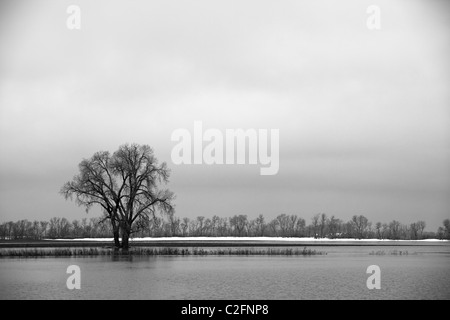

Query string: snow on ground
50 237 448 242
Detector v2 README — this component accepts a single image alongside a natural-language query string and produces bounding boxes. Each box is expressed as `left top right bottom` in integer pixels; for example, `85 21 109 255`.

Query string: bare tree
230 215 248 236
328 216 341 239
417 221 426 239
211 215 220 236
288 215 298 237
48 217 60 238
381 223 388 239
389 220 401 240
375 222 382 239
410 222 419 240
255 214 266 236
437 226 445 239
151 215 163 237
295 218 306 237
181 217 190 236
276 214 289 237
195 216 205 236
39 221 48 239
167 212 180 236
268 218 279 236
218 217 229 236
61 143 175 249
443 219 450 239
311 214 320 239
319 213 327 238
247 219 257 236
351 215 370 239
0 223 6 240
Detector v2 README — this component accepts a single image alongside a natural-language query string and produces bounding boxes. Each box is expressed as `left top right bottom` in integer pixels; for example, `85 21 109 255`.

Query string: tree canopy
61 143 175 248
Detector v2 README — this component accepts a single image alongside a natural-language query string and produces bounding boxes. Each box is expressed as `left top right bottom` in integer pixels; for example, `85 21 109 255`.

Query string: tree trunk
113 226 120 248
121 223 131 250
121 233 129 250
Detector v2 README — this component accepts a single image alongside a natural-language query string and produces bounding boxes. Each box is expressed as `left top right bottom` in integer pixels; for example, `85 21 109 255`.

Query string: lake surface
1 244 449 300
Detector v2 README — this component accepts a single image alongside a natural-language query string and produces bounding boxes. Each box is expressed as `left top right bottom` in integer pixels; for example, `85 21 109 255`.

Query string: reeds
0 246 326 257
369 250 409 255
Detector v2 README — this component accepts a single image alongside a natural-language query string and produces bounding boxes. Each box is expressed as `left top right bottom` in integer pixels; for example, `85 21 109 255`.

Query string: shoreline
0 237 448 248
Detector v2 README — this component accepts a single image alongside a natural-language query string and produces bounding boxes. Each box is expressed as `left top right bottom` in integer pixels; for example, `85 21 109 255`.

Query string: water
0 245 449 299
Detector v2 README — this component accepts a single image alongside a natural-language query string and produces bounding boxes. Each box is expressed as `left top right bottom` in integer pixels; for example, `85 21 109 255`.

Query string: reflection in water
110 253 134 262
0 245 449 300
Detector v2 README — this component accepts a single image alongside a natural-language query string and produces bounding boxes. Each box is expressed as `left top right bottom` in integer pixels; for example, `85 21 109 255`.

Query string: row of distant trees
1 214 449 240
55 143 449 249
0 217 112 240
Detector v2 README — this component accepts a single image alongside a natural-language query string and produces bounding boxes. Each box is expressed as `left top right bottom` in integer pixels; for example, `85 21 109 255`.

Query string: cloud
0 0 449 229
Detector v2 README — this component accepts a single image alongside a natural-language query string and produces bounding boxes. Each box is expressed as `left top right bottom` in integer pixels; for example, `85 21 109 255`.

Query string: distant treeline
1 214 449 240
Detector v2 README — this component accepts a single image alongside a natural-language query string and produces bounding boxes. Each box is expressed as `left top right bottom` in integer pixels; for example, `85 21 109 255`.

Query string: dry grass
0 246 326 257
369 249 410 255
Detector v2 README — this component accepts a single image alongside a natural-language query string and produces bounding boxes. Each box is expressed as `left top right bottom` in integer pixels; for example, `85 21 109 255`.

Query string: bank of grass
369 249 413 255
0 246 326 257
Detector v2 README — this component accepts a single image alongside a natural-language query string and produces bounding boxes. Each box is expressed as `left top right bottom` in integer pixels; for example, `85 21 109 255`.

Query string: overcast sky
0 0 449 230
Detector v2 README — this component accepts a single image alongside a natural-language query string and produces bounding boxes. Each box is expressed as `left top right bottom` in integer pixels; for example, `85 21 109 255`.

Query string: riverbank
0 237 447 248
